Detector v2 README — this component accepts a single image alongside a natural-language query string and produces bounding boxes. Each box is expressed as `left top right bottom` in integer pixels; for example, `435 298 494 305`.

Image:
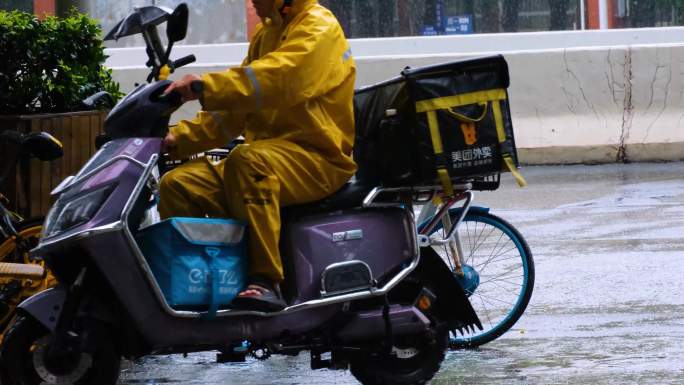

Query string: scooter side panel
282 207 417 304
75 230 339 349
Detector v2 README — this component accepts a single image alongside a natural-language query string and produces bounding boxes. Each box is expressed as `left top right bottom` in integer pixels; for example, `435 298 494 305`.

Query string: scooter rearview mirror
167 3 189 43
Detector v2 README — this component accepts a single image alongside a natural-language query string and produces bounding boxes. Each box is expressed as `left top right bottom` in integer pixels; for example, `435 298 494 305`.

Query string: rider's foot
232 278 286 312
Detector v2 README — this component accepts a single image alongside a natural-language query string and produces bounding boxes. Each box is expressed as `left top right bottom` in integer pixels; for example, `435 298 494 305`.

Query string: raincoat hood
265 0 318 25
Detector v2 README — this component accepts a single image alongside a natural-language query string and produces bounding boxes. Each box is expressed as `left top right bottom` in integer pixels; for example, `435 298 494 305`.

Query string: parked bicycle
416 188 534 348
0 130 63 337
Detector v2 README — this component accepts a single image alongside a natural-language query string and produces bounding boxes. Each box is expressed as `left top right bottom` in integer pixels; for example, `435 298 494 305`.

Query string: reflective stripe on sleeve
245 66 263 109
343 48 352 62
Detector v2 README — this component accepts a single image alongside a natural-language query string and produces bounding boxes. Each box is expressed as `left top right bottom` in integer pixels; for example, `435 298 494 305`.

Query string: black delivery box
353 55 524 191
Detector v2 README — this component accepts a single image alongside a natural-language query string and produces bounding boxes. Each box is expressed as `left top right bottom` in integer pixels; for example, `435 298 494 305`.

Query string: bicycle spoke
476 292 495 328
478 274 523 290
473 248 515 276
480 280 522 296
469 222 498 257
431 214 533 347
464 222 498 264
474 262 521 277
472 289 517 306
464 221 475 264
480 266 524 284
476 232 510 273
471 253 522 266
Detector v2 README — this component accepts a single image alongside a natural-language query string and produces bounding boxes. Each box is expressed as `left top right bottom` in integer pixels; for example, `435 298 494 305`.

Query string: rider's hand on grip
163 74 203 103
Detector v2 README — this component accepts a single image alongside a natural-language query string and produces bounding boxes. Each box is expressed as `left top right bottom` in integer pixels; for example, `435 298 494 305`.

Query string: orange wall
586 0 616 29
33 0 55 19
245 0 260 40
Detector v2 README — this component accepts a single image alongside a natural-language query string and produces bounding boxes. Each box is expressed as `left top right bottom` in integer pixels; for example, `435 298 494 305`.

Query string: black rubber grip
173 54 196 69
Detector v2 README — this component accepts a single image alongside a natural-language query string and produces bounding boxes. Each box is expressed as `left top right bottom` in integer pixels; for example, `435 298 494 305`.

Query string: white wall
106 27 684 164
78 0 248 48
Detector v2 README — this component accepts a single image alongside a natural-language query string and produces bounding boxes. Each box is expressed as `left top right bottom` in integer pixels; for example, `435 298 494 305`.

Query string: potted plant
0 9 121 217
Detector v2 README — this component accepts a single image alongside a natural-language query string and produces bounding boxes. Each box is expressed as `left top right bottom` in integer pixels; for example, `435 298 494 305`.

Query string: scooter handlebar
172 54 196 70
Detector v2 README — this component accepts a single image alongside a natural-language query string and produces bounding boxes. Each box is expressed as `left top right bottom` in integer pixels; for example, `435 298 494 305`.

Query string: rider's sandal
232 277 286 312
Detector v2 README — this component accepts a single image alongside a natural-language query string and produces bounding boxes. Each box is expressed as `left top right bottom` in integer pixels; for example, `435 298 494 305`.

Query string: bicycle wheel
0 218 46 333
428 208 534 348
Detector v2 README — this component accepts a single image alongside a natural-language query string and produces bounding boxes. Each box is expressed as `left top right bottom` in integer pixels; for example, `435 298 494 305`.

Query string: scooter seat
284 180 373 216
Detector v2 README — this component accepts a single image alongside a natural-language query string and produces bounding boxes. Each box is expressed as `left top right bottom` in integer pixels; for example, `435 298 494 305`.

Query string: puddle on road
119 323 684 385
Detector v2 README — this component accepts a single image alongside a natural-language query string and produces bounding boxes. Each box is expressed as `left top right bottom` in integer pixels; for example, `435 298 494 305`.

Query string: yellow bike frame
0 222 56 340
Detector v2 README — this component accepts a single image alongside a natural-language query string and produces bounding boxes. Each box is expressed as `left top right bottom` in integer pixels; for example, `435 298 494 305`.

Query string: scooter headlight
43 184 114 238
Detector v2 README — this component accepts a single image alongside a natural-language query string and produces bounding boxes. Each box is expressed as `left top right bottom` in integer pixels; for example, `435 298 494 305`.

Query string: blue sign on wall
445 15 474 35
435 0 446 32
423 0 447 36
422 25 440 36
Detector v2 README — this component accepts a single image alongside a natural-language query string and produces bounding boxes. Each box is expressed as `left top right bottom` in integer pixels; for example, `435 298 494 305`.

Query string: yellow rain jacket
159 0 357 284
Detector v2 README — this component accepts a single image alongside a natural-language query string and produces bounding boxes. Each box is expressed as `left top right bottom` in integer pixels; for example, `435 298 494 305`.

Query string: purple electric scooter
0 5 481 385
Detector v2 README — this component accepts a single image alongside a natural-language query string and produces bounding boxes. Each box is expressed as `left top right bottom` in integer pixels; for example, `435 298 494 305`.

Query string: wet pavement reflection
119 162 684 385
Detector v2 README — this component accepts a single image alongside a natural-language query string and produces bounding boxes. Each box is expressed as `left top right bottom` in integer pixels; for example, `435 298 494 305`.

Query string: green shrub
0 10 122 115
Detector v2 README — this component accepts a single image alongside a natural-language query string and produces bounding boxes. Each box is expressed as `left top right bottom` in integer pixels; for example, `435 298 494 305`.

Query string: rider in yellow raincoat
160 0 356 310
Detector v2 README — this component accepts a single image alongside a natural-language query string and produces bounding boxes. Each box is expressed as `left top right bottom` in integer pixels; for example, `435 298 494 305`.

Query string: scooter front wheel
0 315 120 385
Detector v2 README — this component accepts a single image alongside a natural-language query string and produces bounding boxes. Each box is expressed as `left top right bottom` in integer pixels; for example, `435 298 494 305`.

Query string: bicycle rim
0 219 47 338
0 220 43 264
430 211 533 348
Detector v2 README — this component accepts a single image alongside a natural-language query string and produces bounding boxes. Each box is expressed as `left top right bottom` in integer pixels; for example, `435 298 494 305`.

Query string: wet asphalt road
119 162 684 385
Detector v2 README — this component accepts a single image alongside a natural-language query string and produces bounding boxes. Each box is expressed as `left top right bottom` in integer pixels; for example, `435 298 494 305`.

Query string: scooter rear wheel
0 315 120 385
349 326 448 385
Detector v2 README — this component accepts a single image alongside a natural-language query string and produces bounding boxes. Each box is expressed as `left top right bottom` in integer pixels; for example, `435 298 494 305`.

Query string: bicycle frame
0 184 27 238
0 205 46 281
416 191 475 277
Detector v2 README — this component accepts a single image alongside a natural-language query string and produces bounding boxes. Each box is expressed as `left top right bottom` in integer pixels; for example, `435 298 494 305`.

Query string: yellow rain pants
159 0 357 284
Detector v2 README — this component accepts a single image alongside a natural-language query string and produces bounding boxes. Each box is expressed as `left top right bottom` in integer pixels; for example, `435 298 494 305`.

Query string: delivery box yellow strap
427 110 455 197
419 87 527 189
415 89 507 113
492 101 527 187
491 100 507 143
504 154 528 187
420 91 504 196
445 102 489 123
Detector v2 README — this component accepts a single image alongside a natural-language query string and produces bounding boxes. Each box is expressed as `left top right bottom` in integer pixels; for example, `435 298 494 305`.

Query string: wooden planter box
0 111 107 219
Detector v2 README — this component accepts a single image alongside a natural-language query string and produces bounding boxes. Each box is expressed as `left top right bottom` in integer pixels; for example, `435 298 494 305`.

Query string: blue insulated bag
136 217 247 318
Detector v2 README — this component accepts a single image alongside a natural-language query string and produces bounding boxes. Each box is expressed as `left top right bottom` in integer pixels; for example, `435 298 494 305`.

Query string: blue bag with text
136 217 247 318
